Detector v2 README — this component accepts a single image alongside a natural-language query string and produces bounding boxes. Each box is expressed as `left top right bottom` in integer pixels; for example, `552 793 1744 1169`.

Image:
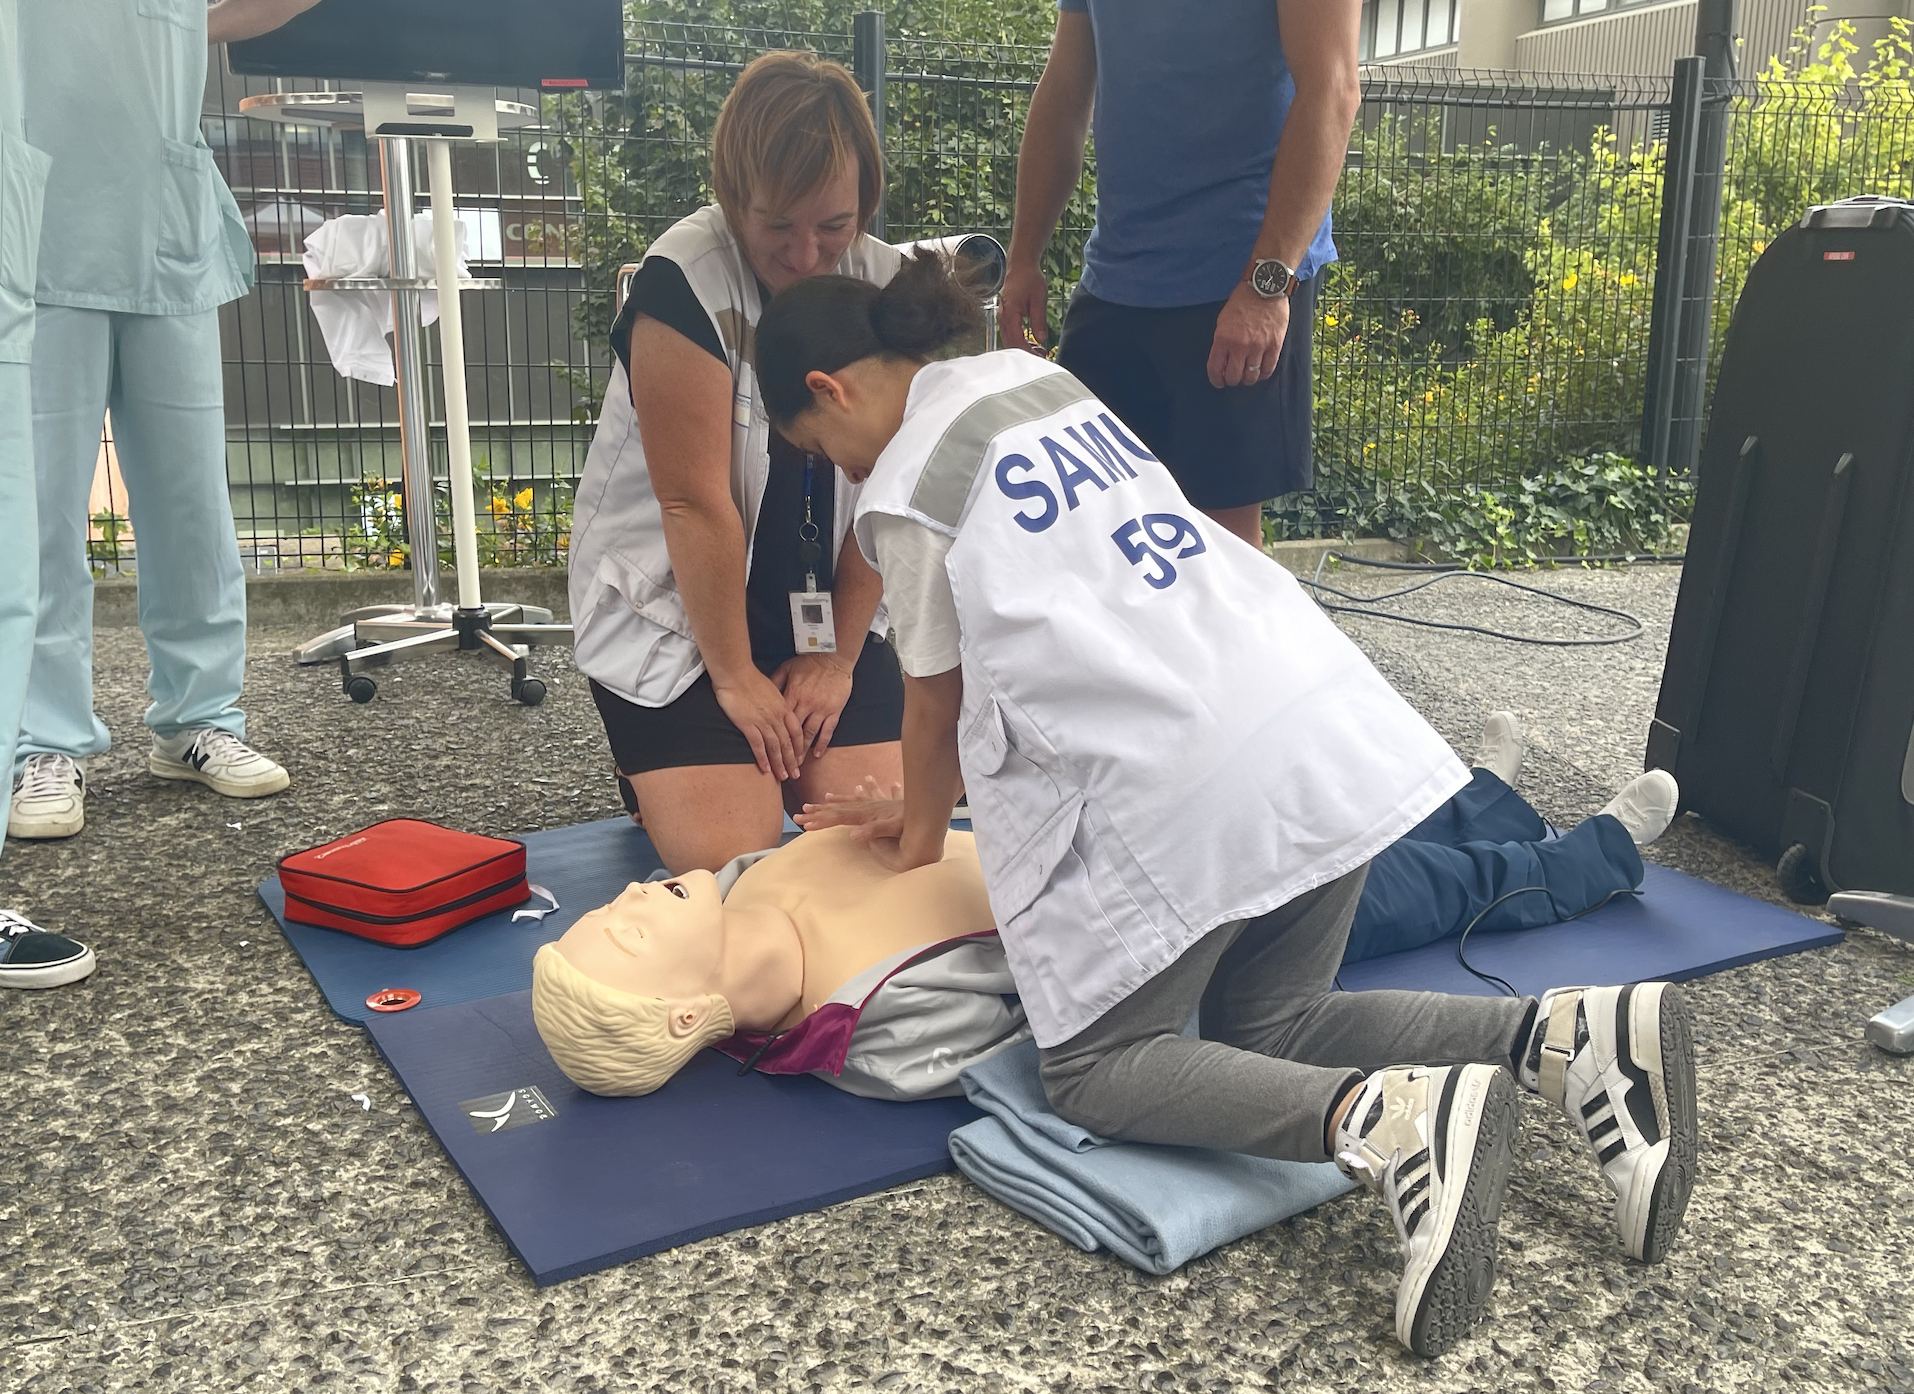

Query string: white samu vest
853 352 1469 1046
569 206 899 707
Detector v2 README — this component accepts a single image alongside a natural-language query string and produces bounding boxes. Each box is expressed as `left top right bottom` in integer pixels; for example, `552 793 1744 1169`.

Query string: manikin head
709 52 884 295
757 250 985 480
531 872 737 1097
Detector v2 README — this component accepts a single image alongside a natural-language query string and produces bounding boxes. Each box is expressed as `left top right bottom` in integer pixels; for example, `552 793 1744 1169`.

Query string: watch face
1252 260 1290 297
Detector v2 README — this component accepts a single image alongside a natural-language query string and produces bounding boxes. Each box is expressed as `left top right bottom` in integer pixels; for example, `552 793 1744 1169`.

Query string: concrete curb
1264 537 1414 575
93 568 574 630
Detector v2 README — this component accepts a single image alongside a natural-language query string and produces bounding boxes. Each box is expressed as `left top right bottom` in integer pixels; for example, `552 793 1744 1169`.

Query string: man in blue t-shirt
1002 0 1361 547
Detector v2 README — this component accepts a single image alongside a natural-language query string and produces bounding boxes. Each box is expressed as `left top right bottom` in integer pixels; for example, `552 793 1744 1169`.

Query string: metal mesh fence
131 29 1914 575
1284 70 1677 541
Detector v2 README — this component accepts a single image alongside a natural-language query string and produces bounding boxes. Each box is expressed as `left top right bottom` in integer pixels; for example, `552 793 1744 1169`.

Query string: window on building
1541 0 1656 24
1361 0 1458 59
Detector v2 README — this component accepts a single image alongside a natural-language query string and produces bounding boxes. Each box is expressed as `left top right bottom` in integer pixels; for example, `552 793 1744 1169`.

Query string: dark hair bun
872 248 985 359
756 249 986 425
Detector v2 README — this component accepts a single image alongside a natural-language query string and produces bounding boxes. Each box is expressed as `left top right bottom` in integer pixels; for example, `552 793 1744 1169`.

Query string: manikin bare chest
725 827 996 1027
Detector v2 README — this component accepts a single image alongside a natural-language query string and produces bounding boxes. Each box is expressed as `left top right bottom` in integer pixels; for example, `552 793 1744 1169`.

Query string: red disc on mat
366 987 422 1013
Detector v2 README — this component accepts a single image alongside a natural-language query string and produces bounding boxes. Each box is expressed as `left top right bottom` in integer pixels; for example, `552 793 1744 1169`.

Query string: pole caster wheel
513 677 547 707
1777 842 1828 906
345 674 379 705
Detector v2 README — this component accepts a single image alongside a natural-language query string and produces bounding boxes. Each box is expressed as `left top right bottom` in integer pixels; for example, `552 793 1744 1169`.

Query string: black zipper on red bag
284 875 527 925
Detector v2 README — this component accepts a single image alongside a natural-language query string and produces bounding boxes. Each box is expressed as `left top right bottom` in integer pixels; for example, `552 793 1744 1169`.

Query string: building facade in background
1362 0 1911 75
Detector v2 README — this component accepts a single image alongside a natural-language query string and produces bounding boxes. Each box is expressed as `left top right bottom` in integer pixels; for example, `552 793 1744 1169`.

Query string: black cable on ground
1451 883 1643 996
1299 550 1671 646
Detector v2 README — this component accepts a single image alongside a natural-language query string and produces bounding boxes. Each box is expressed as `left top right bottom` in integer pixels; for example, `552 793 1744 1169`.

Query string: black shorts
589 633 905 779
1056 274 1317 510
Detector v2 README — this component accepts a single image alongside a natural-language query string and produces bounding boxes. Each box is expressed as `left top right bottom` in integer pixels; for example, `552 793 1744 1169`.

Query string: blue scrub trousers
1344 769 1644 963
17 305 245 772
0 359 35 859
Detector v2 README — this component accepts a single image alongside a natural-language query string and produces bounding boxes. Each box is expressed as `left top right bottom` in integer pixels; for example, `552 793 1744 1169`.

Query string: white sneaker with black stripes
1520 981 1699 1263
149 729 290 798
1333 1061 1521 1358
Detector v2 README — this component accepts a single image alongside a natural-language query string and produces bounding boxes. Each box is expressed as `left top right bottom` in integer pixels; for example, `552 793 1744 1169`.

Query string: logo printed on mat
460 1086 559 1135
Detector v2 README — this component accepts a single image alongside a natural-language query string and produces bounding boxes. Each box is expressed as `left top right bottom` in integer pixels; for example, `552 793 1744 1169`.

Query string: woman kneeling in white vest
761 254 1703 1360
567 53 907 874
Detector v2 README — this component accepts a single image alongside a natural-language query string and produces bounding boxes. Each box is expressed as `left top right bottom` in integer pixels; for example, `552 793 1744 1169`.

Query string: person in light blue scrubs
0 0 97 988
7 0 301 846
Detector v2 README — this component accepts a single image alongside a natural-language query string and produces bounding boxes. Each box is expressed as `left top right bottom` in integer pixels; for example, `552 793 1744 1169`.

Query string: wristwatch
1248 257 1300 300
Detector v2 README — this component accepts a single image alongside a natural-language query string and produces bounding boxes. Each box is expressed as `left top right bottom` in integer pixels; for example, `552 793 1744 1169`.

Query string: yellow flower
387 551 406 568
514 487 534 510
1324 313 1340 327
1423 390 1435 403
1364 442 1376 453
1562 272 1580 291
488 496 510 516
1619 272 1637 287
387 493 403 511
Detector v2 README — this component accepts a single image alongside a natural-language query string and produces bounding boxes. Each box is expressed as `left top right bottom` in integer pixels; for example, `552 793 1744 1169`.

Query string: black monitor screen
228 0 625 91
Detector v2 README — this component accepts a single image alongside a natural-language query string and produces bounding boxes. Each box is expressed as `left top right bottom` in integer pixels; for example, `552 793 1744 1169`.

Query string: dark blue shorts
1056 275 1317 510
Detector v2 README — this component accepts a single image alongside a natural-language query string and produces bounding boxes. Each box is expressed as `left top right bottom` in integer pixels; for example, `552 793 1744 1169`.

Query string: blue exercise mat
260 817 1839 1287
365 990 979 1286
1334 861 1843 998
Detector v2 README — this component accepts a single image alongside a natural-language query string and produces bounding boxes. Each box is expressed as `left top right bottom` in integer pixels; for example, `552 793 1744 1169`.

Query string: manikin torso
552 826 996 1034
726 827 995 1027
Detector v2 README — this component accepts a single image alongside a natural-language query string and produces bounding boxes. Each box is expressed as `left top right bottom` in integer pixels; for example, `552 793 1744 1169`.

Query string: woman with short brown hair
568 52 907 875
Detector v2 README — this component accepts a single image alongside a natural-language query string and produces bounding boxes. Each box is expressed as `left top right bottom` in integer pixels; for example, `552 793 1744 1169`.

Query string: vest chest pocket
137 0 201 28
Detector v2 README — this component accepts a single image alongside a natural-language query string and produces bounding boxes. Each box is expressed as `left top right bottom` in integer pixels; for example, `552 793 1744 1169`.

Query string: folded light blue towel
947 1039 1357 1275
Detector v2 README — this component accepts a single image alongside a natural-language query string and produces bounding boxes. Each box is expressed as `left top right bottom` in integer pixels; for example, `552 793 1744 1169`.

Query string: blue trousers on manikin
17 305 246 773
1344 768 1644 963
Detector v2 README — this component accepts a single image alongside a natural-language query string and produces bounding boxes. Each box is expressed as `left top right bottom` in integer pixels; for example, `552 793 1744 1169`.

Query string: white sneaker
8 754 86 840
1333 1062 1520 1359
1597 769 1680 847
1474 710 1525 788
149 729 291 798
1519 982 1699 1263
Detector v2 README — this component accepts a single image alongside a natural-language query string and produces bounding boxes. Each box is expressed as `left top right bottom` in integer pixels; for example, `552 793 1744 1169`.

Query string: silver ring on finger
1244 365 1260 380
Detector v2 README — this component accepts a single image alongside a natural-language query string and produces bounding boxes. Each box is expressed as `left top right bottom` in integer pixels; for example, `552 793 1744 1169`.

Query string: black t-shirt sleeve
610 255 727 375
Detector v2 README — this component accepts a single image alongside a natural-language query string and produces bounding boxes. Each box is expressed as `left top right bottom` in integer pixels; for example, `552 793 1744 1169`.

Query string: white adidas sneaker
9 753 87 840
1597 770 1680 847
1520 981 1699 1263
149 729 291 799
1333 1062 1521 1358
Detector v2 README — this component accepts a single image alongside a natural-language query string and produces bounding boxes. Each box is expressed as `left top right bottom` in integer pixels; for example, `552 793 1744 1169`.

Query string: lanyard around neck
799 454 822 593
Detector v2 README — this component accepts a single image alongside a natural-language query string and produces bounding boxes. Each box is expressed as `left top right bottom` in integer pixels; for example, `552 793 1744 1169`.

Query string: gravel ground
4 562 1911 1394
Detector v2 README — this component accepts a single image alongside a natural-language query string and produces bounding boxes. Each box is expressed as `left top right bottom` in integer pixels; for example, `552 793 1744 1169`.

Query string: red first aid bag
278 819 529 947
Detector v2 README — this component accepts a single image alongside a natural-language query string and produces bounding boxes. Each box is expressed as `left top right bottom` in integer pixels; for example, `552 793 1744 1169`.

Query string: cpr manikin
532 826 1027 1099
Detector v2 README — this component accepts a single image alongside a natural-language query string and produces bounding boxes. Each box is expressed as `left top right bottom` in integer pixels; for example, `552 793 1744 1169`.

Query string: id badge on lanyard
791 454 837 654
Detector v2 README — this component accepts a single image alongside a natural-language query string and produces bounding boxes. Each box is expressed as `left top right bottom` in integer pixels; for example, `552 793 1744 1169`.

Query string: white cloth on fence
301 213 470 386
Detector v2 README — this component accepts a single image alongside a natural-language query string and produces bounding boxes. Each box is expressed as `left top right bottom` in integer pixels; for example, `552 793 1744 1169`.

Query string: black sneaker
0 909 97 988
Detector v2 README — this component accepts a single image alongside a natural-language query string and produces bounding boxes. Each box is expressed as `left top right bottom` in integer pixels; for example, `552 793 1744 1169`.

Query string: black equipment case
1648 195 1914 902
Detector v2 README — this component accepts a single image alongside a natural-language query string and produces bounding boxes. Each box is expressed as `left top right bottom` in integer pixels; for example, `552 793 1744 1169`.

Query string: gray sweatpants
1038 863 1535 1163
